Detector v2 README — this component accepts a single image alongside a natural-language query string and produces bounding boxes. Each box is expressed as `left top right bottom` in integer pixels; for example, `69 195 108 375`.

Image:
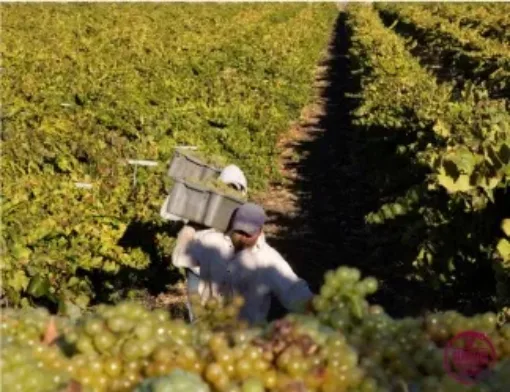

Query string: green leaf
502 219 510 237
75 294 90 308
8 270 30 291
497 239 510 260
448 147 477 174
56 155 71 172
58 298 82 320
391 203 406 216
26 275 51 298
67 276 81 287
432 119 450 137
20 297 32 308
11 244 31 261
437 173 472 193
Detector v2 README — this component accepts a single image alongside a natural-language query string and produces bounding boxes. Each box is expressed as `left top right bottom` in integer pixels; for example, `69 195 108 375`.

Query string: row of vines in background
425 3 510 44
377 3 510 100
0 3 338 308
344 4 509 311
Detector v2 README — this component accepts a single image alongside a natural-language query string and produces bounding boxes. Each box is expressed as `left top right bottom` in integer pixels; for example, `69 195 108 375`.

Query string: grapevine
0 3 338 307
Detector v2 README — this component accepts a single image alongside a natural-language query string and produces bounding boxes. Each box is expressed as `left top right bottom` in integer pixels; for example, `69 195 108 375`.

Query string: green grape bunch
1 342 72 392
1 307 72 347
312 266 380 332
134 369 210 392
59 301 196 391
189 294 247 330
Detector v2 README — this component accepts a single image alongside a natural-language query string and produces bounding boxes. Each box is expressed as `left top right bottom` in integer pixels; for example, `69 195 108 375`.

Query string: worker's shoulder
195 229 229 245
257 238 287 265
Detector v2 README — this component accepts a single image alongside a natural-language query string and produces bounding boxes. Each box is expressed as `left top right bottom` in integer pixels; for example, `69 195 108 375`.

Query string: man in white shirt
172 203 314 325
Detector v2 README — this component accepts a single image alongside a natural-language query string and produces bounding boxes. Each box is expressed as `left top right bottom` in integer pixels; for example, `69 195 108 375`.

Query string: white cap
219 164 248 194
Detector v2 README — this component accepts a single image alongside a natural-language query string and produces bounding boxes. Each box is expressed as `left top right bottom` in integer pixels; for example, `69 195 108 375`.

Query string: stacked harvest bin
160 148 246 232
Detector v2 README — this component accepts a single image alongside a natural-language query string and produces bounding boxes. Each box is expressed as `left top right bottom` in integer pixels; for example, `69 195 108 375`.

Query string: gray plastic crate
202 192 245 231
160 179 245 232
167 150 222 181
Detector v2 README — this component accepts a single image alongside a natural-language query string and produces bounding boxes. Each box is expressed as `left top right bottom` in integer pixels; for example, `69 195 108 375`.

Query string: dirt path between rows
251 16 351 317
254 103 324 241
254 11 348 247
252 89 336 292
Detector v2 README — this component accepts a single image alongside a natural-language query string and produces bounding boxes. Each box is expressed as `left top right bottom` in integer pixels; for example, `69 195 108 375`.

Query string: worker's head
229 203 266 251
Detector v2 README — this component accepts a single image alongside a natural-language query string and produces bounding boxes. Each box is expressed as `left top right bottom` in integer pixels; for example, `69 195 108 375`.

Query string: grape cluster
60 301 196 391
312 267 510 392
424 311 510 357
479 358 510 391
268 318 365 392
353 315 444 390
201 332 270 391
1 343 71 392
189 294 247 330
135 369 210 392
1 307 71 346
312 266 379 332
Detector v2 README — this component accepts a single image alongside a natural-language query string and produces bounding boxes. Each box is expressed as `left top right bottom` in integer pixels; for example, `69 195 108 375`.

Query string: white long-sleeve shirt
172 228 313 325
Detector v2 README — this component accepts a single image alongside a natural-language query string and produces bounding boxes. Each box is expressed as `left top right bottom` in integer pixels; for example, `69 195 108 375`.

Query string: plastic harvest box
160 179 245 232
167 149 222 181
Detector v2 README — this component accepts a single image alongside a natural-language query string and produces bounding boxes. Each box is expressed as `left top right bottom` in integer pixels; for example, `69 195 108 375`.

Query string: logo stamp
443 330 497 385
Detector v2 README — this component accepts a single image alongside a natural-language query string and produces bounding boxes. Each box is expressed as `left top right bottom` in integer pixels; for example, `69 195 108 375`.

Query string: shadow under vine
86 219 185 305
264 11 502 319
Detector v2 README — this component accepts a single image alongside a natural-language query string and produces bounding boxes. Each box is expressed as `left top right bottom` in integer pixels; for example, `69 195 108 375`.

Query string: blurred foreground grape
134 369 210 392
1 266 509 392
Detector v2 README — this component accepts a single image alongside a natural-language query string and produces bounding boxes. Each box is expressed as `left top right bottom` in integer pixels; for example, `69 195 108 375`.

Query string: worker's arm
263 250 314 313
172 226 200 274
172 226 219 275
